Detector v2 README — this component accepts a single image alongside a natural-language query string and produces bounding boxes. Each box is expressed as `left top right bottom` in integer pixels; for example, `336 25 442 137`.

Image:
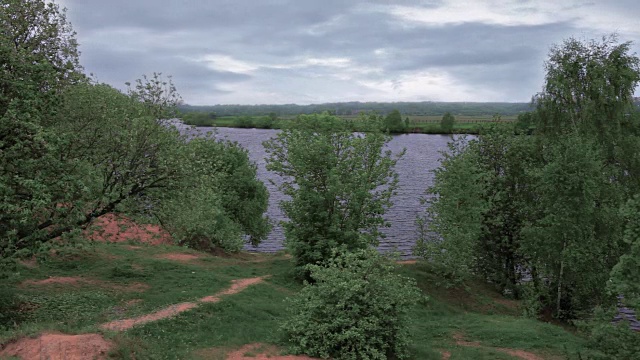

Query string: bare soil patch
156 253 202 261
18 257 38 269
224 343 319 360
86 213 172 245
0 333 112 360
397 259 417 265
453 333 543 360
21 276 149 293
440 350 452 360
101 276 269 332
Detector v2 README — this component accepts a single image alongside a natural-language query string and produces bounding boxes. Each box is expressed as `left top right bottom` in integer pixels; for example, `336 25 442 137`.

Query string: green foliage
0 0 269 257
421 36 640 320
181 111 217 126
281 249 421 360
383 109 406 133
440 112 455 133
155 136 270 252
521 136 621 317
415 136 488 281
609 195 640 309
264 113 401 277
234 115 254 128
0 0 83 255
535 35 640 146
584 307 640 359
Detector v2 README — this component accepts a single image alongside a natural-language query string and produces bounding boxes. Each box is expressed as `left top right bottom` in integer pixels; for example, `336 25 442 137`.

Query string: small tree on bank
264 113 402 278
383 109 406 133
440 112 455 133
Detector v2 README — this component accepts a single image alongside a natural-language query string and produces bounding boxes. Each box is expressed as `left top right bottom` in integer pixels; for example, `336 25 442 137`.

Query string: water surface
187 127 456 257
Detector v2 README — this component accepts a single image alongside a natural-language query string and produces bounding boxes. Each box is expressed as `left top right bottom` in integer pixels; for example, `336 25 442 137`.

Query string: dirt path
0 333 112 360
224 343 318 360
21 276 150 293
453 333 544 360
101 276 268 331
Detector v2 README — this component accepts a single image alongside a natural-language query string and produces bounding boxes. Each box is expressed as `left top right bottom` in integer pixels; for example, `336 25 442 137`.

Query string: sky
56 0 640 105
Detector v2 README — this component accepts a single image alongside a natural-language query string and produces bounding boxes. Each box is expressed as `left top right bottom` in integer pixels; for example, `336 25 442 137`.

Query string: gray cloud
59 0 640 104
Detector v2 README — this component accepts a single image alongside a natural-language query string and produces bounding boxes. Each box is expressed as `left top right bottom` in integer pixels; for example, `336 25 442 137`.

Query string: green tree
154 136 270 252
264 113 401 278
281 249 421 360
440 112 455 133
420 36 640 319
383 109 405 133
609 195 640 309
1 0 83 254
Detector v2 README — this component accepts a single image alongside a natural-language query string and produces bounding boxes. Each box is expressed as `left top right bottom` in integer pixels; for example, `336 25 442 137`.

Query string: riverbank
0 222 595 359
180 115 517 135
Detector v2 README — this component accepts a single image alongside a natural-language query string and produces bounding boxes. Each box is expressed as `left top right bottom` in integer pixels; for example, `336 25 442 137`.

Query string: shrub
281 249 422 360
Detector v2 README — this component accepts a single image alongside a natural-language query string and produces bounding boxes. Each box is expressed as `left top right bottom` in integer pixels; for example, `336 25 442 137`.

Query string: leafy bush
281 249 422 360
583 307 640 359
155 137 270 252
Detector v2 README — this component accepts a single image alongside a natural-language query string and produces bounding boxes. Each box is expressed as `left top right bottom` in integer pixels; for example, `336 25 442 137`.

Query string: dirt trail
22 276 149 292
453 333 544 360
101 276 269 331
0 333 112 360
156 253 201 261
224 343 318 360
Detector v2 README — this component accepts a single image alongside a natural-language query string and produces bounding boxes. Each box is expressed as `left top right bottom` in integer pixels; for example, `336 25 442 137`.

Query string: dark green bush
584 307 640 359
280 249 422 360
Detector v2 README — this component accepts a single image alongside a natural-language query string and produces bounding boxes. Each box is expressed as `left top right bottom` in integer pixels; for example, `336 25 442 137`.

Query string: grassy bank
181 114 517 135
0 241 594 359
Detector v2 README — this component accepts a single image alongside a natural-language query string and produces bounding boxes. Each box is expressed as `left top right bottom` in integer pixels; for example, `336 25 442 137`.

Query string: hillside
0 217 595 360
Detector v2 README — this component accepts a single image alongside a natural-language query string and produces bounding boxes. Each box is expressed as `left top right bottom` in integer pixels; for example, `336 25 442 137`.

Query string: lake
186 126 458 258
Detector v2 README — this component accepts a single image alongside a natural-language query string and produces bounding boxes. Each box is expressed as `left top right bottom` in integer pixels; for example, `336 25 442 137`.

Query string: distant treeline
179 101 536 117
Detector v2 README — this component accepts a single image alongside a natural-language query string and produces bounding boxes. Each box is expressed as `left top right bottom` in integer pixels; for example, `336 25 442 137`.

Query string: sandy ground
0 333 112 360
224 343 319 360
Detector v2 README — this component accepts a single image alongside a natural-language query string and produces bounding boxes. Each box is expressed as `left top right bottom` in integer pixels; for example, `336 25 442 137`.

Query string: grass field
0 238 595 359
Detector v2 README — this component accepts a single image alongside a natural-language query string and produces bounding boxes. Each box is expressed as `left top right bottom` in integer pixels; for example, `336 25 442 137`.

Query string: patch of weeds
110 264 147 279
0 286 23 330
26 290 115 327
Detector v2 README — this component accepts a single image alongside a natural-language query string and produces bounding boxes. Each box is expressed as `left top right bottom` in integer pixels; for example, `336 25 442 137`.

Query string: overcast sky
56 0 640 105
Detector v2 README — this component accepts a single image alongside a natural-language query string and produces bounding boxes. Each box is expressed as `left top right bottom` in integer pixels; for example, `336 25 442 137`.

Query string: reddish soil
0 333 112 360
397 259 418 265
441 350 452 360
156 253 201 261
21 276 149 293
85 213 172 245
224 343 319 360
453 333 544 360
101 276 268 332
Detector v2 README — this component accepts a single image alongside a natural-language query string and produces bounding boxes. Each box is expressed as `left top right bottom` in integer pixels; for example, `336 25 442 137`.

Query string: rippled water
187 126 457 258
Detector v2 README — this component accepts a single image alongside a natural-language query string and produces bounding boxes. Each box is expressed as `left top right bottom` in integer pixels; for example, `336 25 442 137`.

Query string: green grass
1 242 593 359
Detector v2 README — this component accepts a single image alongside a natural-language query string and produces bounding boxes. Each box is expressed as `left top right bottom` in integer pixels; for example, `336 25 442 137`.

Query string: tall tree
264 113 401 278
0 0 83 254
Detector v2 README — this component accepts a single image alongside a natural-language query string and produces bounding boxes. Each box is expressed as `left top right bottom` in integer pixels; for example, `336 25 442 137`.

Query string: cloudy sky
56 0 640 105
